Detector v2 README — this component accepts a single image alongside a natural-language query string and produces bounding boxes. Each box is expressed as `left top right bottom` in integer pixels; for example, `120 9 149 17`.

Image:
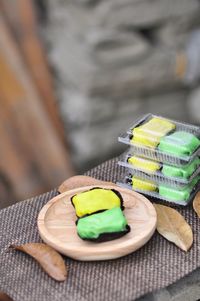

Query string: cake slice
159 176 200 202
158 131 200 156
128 156 161 173
76 207 130 242
71 187 123 218
132 176 158 192
162 157 200 179
131 117 176 148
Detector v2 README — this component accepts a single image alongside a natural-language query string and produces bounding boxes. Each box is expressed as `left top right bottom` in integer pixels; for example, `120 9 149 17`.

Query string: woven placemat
0 156 199 301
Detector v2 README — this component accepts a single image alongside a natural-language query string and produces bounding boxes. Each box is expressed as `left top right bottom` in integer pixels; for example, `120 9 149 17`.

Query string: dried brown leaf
58 175 115 193
153 204 193 252
0 292 13 301
10 243 67 281
193 191 200 218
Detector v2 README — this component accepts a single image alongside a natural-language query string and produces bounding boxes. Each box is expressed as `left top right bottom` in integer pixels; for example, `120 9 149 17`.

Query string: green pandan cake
76 207 130 242
158 131 200 156
162 157 200 179
159 176 200 202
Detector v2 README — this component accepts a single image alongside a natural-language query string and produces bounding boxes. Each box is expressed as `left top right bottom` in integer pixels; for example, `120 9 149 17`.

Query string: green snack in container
77 207 130 242
158 131 200 156
159 175 200 202
159 185 191 202
162 157 200 179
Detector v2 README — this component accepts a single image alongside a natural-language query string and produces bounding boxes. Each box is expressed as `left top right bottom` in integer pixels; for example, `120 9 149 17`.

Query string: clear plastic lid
118 154 200 188
117 174 200 206
118 114 200 166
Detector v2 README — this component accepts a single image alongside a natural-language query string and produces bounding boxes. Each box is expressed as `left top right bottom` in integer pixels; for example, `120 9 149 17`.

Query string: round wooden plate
38 185 157 261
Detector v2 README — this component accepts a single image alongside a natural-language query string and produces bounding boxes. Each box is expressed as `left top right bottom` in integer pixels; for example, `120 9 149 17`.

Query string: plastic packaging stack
118 113 200 206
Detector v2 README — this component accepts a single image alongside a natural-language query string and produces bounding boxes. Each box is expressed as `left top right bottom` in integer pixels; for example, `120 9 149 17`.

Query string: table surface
0 156 200 301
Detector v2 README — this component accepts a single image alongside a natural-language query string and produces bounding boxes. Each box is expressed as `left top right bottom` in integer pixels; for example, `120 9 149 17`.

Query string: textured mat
0 157 199 301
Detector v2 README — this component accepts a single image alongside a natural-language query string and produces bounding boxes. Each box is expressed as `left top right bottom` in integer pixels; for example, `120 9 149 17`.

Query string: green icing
158 131 200 156
162 157 200 179
77 207 128 240
159 185 191 201
159 175 200 201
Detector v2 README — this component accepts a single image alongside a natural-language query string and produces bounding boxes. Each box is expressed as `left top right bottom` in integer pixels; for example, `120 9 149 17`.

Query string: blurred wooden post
0 11 74 206
1 0 66 142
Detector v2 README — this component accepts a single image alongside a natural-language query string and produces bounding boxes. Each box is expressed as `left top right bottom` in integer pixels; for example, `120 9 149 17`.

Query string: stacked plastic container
118 113 200 206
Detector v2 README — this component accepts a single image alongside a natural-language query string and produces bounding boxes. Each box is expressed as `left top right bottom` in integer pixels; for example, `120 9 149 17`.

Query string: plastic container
118 113 200 166
117 175 200 206
118 154 200 188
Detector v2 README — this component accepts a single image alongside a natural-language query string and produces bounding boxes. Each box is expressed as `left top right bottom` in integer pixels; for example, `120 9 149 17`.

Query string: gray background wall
39 0 200 172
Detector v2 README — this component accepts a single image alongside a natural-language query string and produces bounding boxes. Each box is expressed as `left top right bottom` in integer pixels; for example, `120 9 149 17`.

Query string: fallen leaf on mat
153 204 193 252
0 292 13 301
193 191 200 218
10 243 67 281
58 175 115 193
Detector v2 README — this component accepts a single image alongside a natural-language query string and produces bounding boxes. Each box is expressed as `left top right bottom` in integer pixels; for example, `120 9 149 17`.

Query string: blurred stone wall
41 0 200 172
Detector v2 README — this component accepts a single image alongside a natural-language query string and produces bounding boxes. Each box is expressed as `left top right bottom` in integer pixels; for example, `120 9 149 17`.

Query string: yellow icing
131 117 176 148
128 156 160 173
132 177 157 191
72 188 121 217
